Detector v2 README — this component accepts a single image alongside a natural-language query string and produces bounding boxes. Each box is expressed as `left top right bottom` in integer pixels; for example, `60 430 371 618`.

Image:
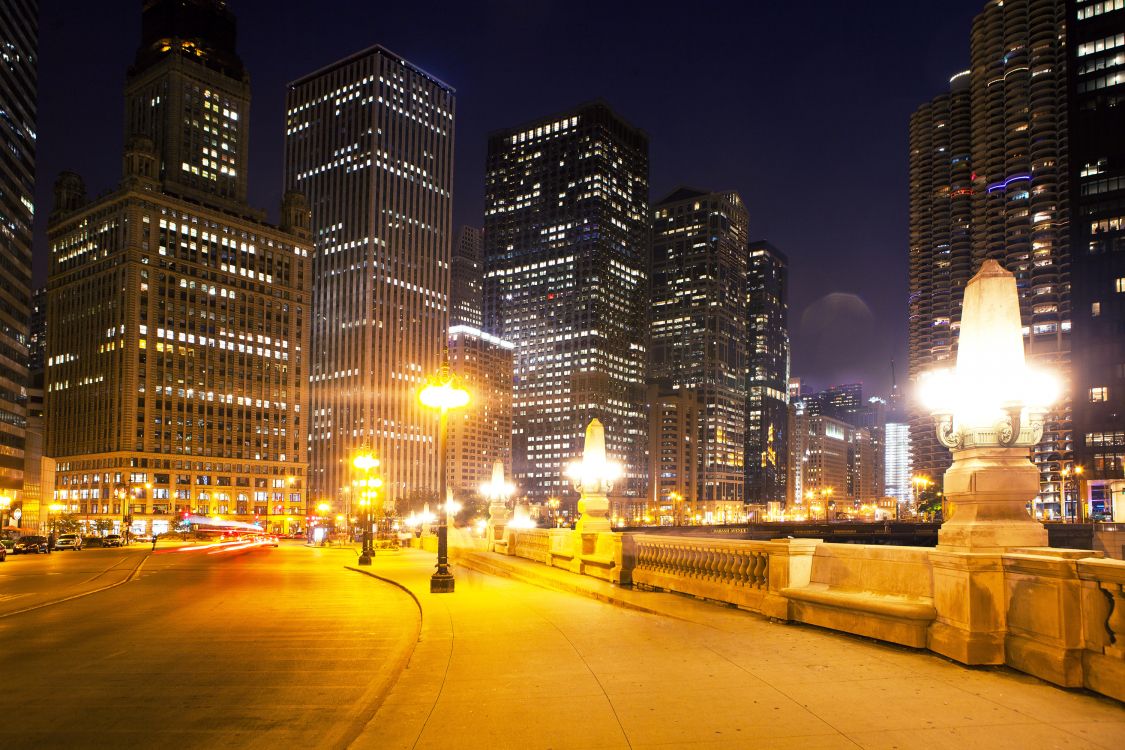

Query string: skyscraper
446 325 513 501
47 0 311 537
907 70 972 489
285 46 455 512
0 0 37 501
1068 0 1125 520
483 102 649 504
908 0 1073 507
885 421 913 507
649 188 748 519
451 226 484 329
745 241 790 507
970 0 1071 506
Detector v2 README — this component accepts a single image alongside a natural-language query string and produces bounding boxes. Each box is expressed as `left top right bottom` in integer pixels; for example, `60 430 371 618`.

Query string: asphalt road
0 541 420 749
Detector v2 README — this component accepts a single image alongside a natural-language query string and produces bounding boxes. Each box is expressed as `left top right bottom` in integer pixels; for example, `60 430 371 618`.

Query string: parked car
0 541 6 561
82 536 105 548
55 533 83 551
13 535 48 554
0 538 13 555
103 534 125 547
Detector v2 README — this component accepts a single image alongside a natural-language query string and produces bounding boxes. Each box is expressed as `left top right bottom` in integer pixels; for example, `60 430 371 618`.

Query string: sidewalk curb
337 565 424 750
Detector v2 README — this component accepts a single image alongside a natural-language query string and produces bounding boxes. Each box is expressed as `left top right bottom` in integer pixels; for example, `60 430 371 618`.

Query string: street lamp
418 358 470 594
919 260 1059 551
352 452 382 566
565 418 620 533
1061 465 1085 523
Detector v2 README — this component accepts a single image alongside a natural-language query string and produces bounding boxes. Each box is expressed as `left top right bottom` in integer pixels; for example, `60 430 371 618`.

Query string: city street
0 541 418 749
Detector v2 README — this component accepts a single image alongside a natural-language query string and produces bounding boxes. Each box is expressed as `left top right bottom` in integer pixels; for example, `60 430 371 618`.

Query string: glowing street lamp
919 260 1059 551
1061 465 1085 523
352 452 382 566
565 418 620 533
418 358 470 594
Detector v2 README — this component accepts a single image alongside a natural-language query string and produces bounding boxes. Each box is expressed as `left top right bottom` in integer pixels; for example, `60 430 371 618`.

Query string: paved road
0 541 419 749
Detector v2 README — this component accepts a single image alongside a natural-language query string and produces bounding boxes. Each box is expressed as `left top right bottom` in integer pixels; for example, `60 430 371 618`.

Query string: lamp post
920 260 1058 551
481 460 514 548
352 452 382 566
565 418 621 534
418 358 470 594
1061 465 1085 523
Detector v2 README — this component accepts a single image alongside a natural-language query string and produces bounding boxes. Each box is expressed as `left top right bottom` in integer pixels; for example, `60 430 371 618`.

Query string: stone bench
781 543 936 648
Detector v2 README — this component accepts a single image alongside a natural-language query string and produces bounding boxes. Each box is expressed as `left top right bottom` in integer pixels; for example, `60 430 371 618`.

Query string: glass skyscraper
484 102 649 504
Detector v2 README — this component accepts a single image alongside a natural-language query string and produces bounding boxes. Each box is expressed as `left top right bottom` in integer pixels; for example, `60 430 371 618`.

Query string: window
1092 302 1102 317
1116 277 1125 293
1090 387 1109 403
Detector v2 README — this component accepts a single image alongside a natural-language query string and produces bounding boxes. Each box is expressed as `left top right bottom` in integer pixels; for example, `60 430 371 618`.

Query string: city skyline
32 0 990 399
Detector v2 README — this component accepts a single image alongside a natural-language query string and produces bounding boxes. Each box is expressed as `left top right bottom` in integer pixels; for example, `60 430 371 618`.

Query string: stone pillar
928 550 1007 664
938 446 1047 552
572 419 614 534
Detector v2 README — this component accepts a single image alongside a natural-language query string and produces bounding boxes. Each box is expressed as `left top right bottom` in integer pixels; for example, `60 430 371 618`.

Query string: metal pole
431 407 454 593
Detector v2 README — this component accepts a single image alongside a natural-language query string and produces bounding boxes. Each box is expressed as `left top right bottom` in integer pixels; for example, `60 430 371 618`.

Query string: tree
918 488 944 522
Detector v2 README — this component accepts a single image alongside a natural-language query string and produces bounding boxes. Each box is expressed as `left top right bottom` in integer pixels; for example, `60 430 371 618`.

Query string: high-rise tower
1068 0 1125 519
648 188 749 520
908 0 1073 508
47 0 311 537
745 241 790 507
285 46 455 512
484 102 649 504
908 70 973 490
0 0 37 500
124 0 251 208
970 0 1071 506
451 227 484 329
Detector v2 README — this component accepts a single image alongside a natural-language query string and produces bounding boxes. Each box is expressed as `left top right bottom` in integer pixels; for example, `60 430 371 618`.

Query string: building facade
451 226 484 329
745 241 789 507
1068 0 1125 520
446 325 513 502
649 189 748 519
885 421 913 507
46 0 311 537
0 0 37 504
483 102 649 504
787 403 874 518
285 46 455 515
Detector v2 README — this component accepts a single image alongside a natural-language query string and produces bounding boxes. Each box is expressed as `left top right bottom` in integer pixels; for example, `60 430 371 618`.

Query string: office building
1068 0 1125 520
0 0 36 502
646 383 702 524
787 401 875 517
909 0 1072 505
885 421 913 507
46 0 311 536
446 325 513 501
483 102 649 504
649 188 748 518
745 241 790 506
451 226 484 329
285 46 455 512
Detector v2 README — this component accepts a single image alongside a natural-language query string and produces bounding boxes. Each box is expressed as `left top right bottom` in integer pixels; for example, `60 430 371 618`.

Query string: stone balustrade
488 523 1125 704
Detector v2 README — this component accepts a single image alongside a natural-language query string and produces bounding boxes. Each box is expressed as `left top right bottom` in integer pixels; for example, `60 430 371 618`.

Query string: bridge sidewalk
348 548 1124 750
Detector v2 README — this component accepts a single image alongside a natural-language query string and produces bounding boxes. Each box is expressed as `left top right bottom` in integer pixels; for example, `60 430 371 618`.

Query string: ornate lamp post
352 453 382 566
920 260 1058 551
481 460 514 546
565 418 621 534
418 359 470 594
1060 465 1085 523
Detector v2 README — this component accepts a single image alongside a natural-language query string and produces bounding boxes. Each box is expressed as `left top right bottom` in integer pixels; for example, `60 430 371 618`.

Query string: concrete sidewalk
348 549 1124 750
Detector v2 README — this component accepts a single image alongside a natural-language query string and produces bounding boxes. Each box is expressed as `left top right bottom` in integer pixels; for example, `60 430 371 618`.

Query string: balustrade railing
1076 557 1125 702
630 534 779 613
510 528 550 564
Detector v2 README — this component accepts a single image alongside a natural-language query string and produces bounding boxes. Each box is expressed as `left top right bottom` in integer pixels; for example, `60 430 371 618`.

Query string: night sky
33 0 986 399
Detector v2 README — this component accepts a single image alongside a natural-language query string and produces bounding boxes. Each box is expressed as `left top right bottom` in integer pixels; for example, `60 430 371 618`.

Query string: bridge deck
351 549 1124 750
